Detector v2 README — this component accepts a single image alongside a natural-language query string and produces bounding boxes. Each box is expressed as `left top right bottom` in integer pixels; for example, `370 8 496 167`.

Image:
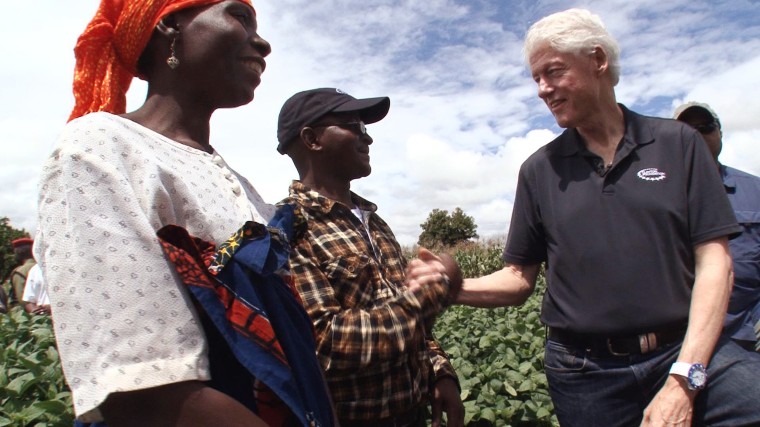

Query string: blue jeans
544 336 760 426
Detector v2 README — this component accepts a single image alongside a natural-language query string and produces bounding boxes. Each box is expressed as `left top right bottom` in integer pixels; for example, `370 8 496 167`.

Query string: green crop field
434 242 558 426
0 241 557 426
0 308 73 426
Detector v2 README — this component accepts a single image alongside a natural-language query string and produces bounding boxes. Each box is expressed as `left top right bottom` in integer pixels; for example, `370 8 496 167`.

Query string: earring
166 35 180 69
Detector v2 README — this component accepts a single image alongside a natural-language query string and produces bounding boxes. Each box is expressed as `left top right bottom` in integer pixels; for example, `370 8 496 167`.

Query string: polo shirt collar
554 104 656 158
288 180 378 214
720 164 737 191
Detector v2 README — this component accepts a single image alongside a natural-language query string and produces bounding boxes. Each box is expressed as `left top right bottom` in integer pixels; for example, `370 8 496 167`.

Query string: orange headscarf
69 0 254 121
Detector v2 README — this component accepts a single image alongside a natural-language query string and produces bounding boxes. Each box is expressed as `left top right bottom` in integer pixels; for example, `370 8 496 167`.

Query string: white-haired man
456 8 760 427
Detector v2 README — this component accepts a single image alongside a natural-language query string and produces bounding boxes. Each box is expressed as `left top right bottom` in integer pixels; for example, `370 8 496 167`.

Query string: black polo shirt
504 105 740 334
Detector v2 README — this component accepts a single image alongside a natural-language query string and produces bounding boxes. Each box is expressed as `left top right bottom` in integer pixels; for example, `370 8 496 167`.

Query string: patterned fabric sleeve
426 339 460 387
290 238 450 373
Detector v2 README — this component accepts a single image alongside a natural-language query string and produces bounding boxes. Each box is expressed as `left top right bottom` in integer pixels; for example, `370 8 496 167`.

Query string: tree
1 217 30 282
418 207 478 248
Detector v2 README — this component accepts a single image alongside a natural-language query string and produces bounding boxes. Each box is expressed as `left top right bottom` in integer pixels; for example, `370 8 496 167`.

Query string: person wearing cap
6 237 36 308
33 1 334 425
455 8 760 427
675 102 760 352
276 88 465 426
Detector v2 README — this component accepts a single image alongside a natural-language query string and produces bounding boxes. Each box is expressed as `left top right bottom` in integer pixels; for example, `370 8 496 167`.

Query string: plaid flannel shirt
280 181 458 421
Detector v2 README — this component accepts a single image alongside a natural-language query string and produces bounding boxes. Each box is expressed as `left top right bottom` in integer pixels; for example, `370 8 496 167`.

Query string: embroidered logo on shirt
636 168 667 182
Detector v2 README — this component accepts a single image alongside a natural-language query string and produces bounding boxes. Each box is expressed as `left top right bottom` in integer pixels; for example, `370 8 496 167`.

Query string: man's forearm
456 263 539 308
317 286 447 372
677 238 733 366
641 238 733 423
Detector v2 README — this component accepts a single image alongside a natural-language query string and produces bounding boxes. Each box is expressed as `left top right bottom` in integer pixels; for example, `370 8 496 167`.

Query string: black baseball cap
277 88 390 154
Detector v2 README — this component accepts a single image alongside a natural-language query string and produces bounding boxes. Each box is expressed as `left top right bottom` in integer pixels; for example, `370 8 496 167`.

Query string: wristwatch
669 362 707 390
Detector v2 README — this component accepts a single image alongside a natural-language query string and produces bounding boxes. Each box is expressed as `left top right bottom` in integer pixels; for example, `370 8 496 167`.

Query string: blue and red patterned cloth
157 204 333 426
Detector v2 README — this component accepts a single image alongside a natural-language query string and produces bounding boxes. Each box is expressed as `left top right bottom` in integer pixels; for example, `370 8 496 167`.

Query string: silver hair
523 8 621 85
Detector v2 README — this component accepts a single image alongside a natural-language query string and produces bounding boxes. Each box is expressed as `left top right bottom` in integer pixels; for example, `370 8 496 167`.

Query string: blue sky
2 0 759 245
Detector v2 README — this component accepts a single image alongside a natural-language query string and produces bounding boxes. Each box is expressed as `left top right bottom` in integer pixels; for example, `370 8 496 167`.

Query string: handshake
404 248 463 306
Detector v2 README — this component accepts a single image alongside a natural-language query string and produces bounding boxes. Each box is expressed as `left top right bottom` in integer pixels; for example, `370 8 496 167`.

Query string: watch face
689 364 707 389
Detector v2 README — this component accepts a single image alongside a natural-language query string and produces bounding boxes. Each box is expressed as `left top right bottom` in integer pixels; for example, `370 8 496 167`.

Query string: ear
591 46 608 76
299 127 324 151
156 15 180 38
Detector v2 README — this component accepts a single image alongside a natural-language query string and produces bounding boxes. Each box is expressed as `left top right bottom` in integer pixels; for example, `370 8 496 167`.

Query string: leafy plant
0 307 73 427
431 242 558 426
0 240 558 426
1 217 31 302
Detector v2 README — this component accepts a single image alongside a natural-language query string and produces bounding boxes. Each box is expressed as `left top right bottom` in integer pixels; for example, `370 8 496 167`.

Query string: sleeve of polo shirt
289 238 450 373
503 160 548 265
683 128 742 243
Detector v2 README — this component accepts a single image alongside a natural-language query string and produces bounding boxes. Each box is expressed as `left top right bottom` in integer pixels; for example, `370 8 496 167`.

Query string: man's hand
405 248 462 303
640 376 695 427
431 376 464 427
405 248 445 292
25 303 51 315
33 305 51 315
437 252 462 303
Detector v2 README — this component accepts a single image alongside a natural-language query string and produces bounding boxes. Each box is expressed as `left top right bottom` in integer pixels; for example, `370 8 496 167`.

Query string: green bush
0 307 73 427
431 242 558 426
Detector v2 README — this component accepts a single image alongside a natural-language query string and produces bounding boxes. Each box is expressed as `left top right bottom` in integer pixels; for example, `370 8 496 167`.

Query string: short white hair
523 8 621 85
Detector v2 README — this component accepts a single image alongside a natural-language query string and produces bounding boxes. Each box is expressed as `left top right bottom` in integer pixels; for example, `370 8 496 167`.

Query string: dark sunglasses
693 121 719 135
309 121 367 136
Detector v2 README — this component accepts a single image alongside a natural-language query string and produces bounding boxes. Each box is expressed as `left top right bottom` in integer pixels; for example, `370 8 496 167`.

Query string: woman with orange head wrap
69 0 259 121
35 1 333 426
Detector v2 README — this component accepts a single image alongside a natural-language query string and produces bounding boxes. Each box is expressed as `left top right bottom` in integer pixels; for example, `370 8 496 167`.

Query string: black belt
547 324 686 357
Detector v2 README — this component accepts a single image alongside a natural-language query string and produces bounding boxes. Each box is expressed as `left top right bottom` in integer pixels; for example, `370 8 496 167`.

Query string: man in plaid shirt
275 88 464 427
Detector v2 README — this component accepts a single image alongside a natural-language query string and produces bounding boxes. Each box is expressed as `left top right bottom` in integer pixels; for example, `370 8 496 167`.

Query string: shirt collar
720 164 737 191
554 104 656 158
288 180 378 214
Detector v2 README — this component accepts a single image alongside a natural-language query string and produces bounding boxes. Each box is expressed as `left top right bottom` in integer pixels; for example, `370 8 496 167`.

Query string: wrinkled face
173 0 271 108
677 110 722 162
529 44 602 129
311 112 374 182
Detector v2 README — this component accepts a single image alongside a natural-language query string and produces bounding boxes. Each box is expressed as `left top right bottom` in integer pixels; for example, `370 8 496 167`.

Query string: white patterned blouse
34 112 274 422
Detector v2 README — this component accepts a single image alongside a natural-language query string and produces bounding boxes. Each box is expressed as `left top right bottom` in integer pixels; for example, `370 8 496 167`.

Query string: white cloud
669 55 760 176
1 0 759 246
355 127 554 245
